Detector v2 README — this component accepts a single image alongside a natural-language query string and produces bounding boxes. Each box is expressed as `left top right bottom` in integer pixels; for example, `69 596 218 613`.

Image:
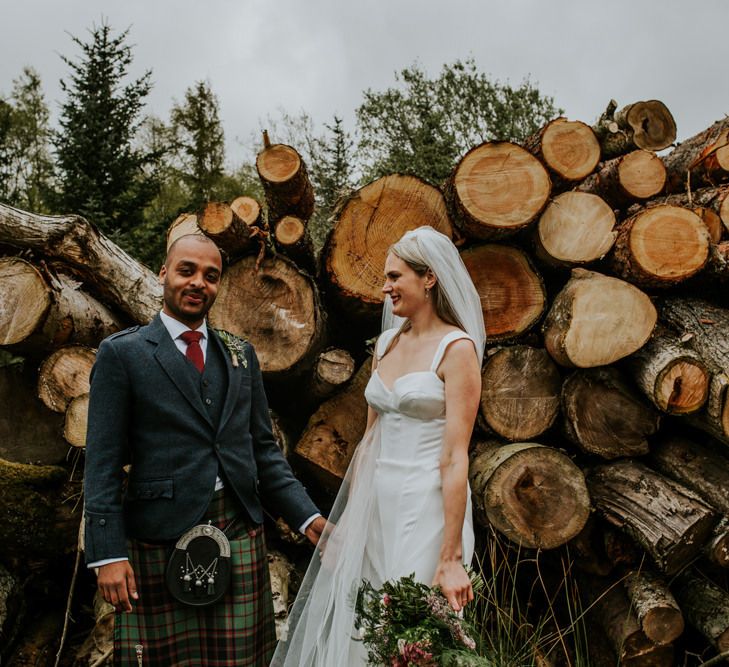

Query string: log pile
3 103 729 665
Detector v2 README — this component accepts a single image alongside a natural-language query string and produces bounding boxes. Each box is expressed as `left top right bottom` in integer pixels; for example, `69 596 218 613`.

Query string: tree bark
658 297 729 445
705 516 729 569
268 549 293 640
663 117 729 193
64 393 89 448
626 328 710 414
587 460 717 575
166 212 202 249
460 243 546 341
208 254 326 380
323 174 452 323
256 138 315 222
197 201 254 259
623 569 684 645
37 345 95 413
542 269 656 368
674 570 729 652
0 202 161 324
523 117 600 185
479 346 561 441
273 215 316 275
444 141 551 240
468 442 590 549
593 99 677 158
535 192 617 267
608 205 711 289
561 367 660 459
294 359 371 491
576 150 666 208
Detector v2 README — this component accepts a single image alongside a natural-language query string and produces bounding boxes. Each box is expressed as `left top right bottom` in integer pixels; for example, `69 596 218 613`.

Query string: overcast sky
1 0 727 166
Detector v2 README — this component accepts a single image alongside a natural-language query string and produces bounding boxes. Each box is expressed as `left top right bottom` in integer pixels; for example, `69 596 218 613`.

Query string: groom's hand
98 561 138 612
304 515 327 546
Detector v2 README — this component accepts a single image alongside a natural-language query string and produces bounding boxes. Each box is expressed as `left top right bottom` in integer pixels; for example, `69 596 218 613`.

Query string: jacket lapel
211 329 243 434
147 316 214 427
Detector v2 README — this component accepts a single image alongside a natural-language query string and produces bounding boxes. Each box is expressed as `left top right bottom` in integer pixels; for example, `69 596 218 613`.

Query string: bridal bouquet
354 574 491 667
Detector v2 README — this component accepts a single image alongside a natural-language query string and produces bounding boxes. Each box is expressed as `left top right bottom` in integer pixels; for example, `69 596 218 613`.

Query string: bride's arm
433 338 481 611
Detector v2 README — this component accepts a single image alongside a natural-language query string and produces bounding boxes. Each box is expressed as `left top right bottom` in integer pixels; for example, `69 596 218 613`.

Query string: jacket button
203 380 210 387
205 398 212 405
99 518 106 526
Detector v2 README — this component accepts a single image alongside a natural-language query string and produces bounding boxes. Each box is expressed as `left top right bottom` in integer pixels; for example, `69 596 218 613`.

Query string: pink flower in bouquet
382 593 391 606
395 639 437 666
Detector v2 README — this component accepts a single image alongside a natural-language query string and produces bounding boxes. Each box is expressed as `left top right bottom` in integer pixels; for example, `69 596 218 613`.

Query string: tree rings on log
543 269 656 368
231 196 264 229
273 216 315 275
524 117 600 183
479 346 561 441
197 202 253 258
595 100 677 158
445 142 551 240
460 244 546 341
256 141 315 222
166 212 202 249
37 345 96 413
468 442 590 549
323 174 452 320
610 205 710 288
587 461 717 575
536 192 616 266
562 368 660 459
294 360 371 491
64 393 89 447
0 257 51 345
308 348 355 402
208 254 325 378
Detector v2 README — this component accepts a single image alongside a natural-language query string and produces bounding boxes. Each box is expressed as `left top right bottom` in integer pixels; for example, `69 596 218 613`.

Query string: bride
271 226 486 666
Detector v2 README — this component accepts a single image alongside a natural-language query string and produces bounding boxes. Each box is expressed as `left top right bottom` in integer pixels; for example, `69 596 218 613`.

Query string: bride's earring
425 287 430 299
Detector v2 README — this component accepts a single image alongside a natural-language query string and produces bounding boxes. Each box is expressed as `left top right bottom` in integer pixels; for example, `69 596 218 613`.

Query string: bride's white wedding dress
271 328 475 666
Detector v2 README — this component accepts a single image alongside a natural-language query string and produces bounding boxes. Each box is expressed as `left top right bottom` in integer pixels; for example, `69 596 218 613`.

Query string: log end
618 150 667 200
541 118 601 181
627 101 677 152
256 143 302 184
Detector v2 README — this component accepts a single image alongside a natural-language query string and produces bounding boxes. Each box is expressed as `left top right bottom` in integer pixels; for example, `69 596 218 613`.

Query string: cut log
653 185 729 241
0 364 68 466
587 460 717 575
650 434 729 516
663 117 729 193
609 205 711 289
0 202 162 324
590 581 675 665
576 150 666 207
197 201 254 259
268 550 293 640
658 298 729 444
444 141 551 240
256 136 315 222
561 368 660 459
523 117 600 184
626 329 710 414
0 458 78 561
307 348 356 403
270 410 291 459
460 244 546 341
705 516 729 569
674 570 729 652
230 195 265 230
593 99 677 158
623 569 684 645
535 192 617 267
479 346 561 441
468 442 590 549
208 254 326 379
166 212 202 249
704 241 729 285
0 258 123 353
294 359 371 491
64 393 89 448
37 345 95 413
323 174 452 321
542 269 656 368
273 215 315 275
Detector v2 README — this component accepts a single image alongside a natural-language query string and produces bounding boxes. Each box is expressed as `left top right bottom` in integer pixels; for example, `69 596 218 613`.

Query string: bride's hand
432 560 473 612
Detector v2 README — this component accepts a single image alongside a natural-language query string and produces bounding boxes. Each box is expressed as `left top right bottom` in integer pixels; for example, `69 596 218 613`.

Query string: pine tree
54 22 157 241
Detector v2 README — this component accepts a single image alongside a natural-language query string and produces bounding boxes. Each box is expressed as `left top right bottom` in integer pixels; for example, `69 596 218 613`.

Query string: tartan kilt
114 490 276 666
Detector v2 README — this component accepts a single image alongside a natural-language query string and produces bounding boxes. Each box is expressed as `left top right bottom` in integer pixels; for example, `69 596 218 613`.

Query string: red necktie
180 331 204 373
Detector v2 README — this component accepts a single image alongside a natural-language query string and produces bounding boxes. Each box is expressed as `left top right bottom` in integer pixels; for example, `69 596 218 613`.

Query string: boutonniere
215 329 248 369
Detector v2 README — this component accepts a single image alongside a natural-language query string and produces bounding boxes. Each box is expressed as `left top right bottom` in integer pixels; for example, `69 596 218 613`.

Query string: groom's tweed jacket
83 314 317 563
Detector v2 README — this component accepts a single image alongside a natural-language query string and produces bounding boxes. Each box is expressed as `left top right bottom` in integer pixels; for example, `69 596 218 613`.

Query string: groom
84 234 324 665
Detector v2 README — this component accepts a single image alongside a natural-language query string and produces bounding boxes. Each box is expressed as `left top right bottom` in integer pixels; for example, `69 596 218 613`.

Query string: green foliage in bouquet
354 573 498 667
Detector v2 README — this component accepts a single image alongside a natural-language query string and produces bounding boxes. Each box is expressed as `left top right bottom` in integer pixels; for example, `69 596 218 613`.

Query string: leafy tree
169 80 226 207
356 58 562 183
54 23 157 243
0 67 54 211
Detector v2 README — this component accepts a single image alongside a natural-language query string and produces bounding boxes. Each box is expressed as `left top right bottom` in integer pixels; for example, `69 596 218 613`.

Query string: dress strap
429 330 473 372
376 328 400 360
